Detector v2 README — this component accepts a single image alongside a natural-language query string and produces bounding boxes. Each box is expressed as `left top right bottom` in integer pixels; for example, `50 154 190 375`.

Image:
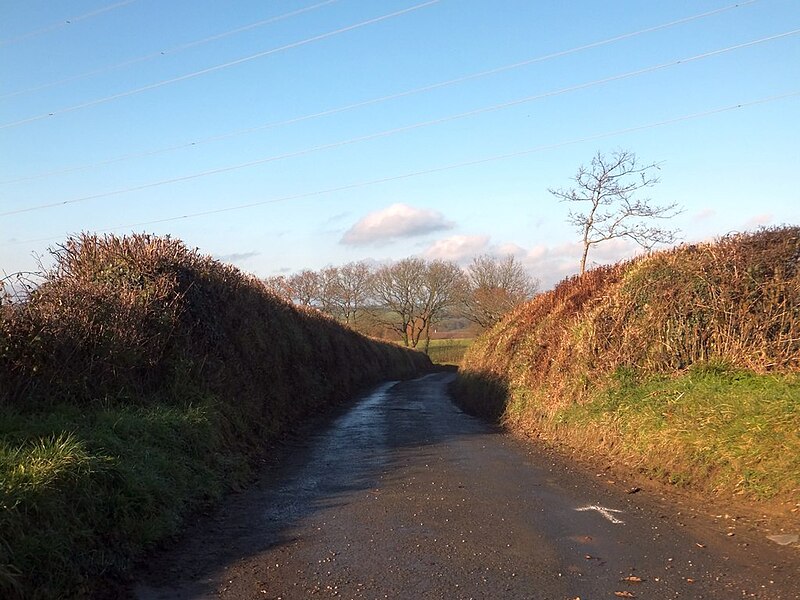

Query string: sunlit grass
0 401 234 598
456 227 800 505
426 338 473 366
558 366 800 498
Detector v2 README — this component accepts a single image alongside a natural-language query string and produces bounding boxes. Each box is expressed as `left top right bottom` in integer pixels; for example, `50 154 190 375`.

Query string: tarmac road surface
133 372 799 599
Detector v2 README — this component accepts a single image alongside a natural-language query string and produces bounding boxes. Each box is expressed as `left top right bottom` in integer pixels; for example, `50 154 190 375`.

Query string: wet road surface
134 373 799 599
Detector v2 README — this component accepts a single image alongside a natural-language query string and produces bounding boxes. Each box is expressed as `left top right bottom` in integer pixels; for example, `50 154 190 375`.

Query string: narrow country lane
133 373 799 600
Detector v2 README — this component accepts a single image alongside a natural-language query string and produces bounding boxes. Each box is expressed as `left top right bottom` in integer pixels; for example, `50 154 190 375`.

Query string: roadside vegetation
425 338 473 367
455 227 800 506
0 234 430 599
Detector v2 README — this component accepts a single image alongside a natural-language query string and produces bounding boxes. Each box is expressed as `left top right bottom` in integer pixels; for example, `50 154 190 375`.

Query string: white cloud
744 213 773 228
525 244 548 261
694 208 716 221
518 238 647 289
495 242 527 257
341 203 453 246
423 233 647 290
424 235 491 262
215 250 260 264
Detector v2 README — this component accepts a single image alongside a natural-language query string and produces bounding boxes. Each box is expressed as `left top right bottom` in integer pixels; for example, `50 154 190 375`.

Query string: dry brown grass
595 227 800 373
460 227 799 408
1 233 428 419
456 261 629 419
0 233 430 598
455 227 800 503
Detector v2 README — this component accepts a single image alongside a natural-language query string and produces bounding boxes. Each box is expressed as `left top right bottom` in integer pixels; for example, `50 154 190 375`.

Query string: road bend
134 372 799 599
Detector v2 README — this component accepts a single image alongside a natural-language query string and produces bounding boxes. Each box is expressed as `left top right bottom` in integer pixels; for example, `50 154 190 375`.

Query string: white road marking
575 504 625 524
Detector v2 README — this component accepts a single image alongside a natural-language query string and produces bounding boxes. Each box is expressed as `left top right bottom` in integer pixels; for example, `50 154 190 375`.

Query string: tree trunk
580 216 593 275
580 243 589 275
423 321 432 354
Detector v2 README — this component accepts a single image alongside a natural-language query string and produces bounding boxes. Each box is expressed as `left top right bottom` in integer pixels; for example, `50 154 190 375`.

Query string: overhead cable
3 27 797 217
10 90 800 248
0 1 137 47
0 0 440 130
0 0 339 100
1 0 762 184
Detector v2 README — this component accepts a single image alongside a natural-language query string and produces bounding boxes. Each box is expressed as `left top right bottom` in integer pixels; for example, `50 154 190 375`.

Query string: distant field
426 338 473 366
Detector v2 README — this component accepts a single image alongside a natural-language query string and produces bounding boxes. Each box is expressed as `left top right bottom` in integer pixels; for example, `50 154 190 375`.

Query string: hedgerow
455 227 800 503
0 233 429 598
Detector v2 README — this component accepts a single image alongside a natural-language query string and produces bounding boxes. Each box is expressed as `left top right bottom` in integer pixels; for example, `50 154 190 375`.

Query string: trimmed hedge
0 234 430 598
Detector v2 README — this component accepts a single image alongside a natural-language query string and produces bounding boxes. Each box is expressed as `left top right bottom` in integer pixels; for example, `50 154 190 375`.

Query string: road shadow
131 372 500 599
448 368 510 423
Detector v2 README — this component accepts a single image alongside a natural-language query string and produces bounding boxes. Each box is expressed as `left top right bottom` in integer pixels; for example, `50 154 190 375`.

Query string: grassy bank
0 403 232 598
0 234 430 599
455 227 800 506
549 365 798 498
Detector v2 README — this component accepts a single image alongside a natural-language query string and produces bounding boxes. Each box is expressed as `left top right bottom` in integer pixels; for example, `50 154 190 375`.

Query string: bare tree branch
460 254 538 329
549 149 681 274
370 258 425 346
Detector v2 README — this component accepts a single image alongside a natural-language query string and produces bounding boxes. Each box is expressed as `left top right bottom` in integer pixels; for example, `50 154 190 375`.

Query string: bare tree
417 260 467 352
263 275 291 301
286 269 321 306
370 259 466 349
334 261 373 326
316 266 341 315
314 264 372 325
549 150 681 274
272 263 375 329
462 254 538 328
370 258 425 347
268 259 465 344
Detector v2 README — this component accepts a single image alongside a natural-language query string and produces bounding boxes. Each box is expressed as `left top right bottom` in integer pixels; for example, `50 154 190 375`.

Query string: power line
11 91 800 248
0 1 137 46
0 0 440 131
0 0 340 101
3 28 797 217
1 0 762 185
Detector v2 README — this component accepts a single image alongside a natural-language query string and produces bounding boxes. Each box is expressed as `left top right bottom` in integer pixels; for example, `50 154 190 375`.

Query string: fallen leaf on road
614 592 635 598
695 543 706 548
621 576 644 583
626 487 641 494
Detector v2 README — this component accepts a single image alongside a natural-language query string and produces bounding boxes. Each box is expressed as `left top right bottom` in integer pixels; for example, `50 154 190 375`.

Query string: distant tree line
264 255 538 349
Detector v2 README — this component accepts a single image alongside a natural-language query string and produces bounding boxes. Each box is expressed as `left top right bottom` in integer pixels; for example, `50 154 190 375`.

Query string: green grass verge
555 365 800 499
0 233 432 598
426 339 473 366
0 399 247 599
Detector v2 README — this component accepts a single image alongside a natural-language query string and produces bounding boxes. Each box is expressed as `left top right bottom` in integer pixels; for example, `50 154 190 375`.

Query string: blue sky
1 0 798 289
